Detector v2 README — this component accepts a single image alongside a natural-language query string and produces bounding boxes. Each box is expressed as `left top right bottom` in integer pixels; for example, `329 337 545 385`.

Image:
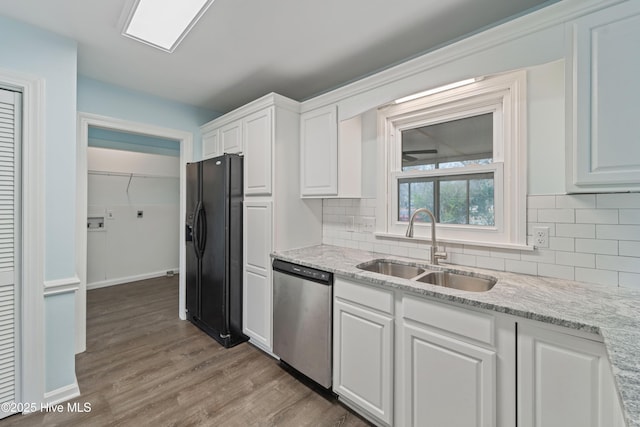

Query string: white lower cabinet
242 201 273 351
401 323 496 427
333 279 394 426
333 278 623 427
517 322 625 427
399 294 505 427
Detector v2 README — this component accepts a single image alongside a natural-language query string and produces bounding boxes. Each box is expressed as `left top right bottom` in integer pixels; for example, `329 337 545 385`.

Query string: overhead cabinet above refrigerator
186 154 247 348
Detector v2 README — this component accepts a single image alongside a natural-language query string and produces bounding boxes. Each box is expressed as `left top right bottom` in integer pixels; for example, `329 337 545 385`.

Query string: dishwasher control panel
272 259 332 284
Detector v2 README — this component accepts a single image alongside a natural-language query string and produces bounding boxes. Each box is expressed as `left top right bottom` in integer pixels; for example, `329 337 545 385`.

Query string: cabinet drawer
403 295 494 346
335 278 394 315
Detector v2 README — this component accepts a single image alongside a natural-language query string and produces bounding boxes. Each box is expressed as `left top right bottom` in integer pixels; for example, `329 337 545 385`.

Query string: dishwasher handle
272 259 332 285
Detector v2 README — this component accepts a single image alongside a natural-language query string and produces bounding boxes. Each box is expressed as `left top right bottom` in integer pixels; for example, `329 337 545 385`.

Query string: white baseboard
43 379 81 406
87 268 179 290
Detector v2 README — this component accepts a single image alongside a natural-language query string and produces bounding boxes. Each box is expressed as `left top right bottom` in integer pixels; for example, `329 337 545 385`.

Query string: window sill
373 232 534 251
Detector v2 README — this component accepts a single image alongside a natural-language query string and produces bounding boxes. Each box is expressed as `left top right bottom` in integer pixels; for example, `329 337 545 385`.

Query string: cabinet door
244 108 273 196
518 323 623 427
243 201 273 351
566 1 640 192
333 299 393 425
402 322 496 427
202 129 220 159
221 120 243 154
300 105 338 197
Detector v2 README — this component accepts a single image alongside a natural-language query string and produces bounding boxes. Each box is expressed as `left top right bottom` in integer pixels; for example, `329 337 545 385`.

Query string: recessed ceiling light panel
122 0 214 53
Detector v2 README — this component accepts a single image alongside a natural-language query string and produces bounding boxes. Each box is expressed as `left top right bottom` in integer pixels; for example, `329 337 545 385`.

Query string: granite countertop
272 244 640 427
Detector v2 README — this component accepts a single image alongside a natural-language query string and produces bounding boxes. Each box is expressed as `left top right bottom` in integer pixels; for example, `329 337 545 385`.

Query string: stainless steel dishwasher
272 259 333 388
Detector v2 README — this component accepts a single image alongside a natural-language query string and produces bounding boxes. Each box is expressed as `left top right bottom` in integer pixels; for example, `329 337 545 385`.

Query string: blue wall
78 76 220 159
88 127 181 157
0 15 78 393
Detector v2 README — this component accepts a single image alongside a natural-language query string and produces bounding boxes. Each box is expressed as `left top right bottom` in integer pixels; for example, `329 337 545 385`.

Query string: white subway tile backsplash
521 249 556 264
505 259 538 275
556 251 595 268
549 237 575 252
575 209 618 224
490 248 521 260
597 255 640 274
528 195 556 209
448 252 477 267
538 209 574 223
476 256 506 271
619 209 640 224
597 193 640 209
407 247 431 261
556 223 596 239
619 272 640 290
596 224 640 241
555 194 596 209
575 268 618 286
619 241 640 257
322 194 640 288
575 238 618 255
538 263 575 280
361 242 377 252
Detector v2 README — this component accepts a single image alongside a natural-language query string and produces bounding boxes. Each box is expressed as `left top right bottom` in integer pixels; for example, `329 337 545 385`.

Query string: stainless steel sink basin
415 271 497 292
357 260 425 279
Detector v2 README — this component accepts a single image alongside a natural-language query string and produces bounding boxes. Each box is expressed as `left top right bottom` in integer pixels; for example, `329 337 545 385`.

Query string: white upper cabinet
202 128 220 159
300 105 363 198
244 108 273 196
220 120 243 154
300 105 338 196
566 1 640 192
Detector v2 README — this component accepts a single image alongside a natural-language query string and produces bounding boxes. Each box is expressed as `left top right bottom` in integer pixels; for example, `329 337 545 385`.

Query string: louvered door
0 88 19 419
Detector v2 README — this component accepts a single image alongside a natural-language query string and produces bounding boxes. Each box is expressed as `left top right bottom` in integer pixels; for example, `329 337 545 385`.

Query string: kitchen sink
356 260 425 279
356 259 497 292
415 271 497 292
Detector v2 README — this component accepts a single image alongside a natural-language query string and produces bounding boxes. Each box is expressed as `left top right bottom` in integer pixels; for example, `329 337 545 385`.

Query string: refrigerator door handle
193 201 203 259
199 207 207 254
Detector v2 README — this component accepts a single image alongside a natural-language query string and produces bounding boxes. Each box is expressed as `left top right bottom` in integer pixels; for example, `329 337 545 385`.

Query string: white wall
87 148 179 288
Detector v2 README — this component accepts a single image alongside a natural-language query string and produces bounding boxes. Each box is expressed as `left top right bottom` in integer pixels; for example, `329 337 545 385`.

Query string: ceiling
0 0 558 114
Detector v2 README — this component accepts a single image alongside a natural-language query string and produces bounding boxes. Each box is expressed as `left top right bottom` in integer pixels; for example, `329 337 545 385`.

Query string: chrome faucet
405 208 448 265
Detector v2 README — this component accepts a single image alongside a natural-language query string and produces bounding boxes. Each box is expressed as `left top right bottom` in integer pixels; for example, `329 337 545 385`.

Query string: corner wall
0 15 78 396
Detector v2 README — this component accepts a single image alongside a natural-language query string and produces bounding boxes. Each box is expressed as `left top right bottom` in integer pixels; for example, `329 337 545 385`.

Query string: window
378 71 527 247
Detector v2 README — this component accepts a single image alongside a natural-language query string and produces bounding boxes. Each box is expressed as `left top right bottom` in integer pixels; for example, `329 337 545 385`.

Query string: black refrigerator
186 154 248 348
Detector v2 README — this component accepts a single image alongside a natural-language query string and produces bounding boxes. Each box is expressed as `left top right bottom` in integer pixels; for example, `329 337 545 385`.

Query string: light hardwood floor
3 276 369 426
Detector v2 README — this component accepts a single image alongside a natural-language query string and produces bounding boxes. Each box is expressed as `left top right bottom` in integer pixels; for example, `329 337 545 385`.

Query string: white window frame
377 71 527 248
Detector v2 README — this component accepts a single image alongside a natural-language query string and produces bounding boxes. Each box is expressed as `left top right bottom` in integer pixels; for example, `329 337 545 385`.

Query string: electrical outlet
361 217 375 232
533 226 549 248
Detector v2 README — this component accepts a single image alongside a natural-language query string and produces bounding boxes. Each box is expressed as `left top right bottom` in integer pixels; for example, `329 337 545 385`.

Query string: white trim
299 0 623 116
0 68 46 409
76 113 193 355
378 71 527 246
372 232 534 251
87 268 180 290
201 92 299 133
43 276 80 297
42 380 80 407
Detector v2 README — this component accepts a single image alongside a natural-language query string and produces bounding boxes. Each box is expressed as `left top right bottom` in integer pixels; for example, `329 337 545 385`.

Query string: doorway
76 113 193 353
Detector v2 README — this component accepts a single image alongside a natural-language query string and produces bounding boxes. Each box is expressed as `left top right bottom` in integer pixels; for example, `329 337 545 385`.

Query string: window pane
469 178 495 226
401 113 493 171
399 174 494 226
398 179 434 222
398 181 409 221
439 180 468 224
